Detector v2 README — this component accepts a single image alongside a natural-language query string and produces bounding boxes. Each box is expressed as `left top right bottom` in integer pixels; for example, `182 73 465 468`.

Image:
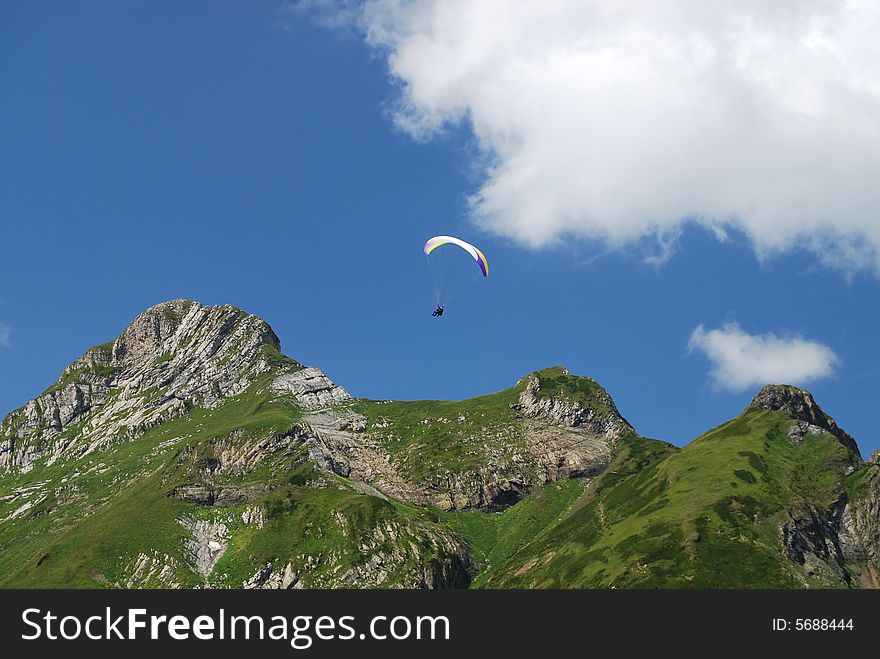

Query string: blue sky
1 2 878 455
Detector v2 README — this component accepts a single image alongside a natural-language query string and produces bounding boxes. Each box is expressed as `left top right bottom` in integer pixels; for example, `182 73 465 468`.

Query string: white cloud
688 323 838 391
0 323 9 348
302 0 880 274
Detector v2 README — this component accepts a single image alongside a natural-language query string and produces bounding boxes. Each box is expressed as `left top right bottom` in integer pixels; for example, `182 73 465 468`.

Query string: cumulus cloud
688 323 838 391
299 0 880 274
0 322 9 348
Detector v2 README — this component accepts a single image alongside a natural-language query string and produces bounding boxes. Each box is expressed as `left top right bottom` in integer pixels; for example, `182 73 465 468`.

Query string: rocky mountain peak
0 300 292 472
748 384 860 456
111 299 199 365
513 366 634 440
111 299 280 369
749 384 819 416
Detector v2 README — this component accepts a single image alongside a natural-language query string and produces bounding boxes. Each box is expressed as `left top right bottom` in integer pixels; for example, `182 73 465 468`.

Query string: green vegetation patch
352 386 523 483
522 366 617 419
439 478 590 587
479 409 856 588
0 377 303 588
153 352 173 365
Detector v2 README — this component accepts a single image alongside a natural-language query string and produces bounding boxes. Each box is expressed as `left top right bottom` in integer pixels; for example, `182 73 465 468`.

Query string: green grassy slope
0 378 465 588
479 409 860 588
1 358 872 589
351 365 624 486
0 378 293 587
352 387 523 483
438 477 592 587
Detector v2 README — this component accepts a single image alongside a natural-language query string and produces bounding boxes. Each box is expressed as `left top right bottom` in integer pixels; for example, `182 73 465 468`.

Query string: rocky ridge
2 300 878 590
747 384 878 586
240 517 472 589
514 371 633 440
0 300 285 472
749 384 860 455
840 465 880 588
300 369 629 512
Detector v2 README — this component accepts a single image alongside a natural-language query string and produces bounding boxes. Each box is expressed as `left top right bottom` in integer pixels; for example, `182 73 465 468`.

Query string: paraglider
423 236 488 315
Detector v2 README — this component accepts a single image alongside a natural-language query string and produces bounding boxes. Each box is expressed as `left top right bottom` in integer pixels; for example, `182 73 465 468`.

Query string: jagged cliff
0 301 631 589
480 382 879 588
0 301 475 588
748 384 861 457
0 300 877 589
840 462 880 588
307 366 631 512
745 385 866 586
0 300 283 471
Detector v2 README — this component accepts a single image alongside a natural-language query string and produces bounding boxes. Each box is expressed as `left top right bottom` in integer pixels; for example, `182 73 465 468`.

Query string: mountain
0 300 877 589
481 385 873 588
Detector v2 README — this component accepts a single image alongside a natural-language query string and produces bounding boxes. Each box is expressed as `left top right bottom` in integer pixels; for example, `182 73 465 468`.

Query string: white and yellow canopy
423 236 488 277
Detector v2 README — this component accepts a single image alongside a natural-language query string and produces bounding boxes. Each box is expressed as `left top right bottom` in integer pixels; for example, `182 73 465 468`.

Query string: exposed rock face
8 298 876 591
312 428 540 512
244 562 301 589
416 423 612 512
306 416 612 512
167 425 309 507
121 551 181 588
271 368 350 411
241 519 472 589
180 517 229 577
199 425 307 477
781 497 851 586
1 382 112 472
786 420 825 445
0 300 286 472
749 384 860 455
306 371 620 512
306 423 425 504
431 468 530 512
839 466 880 588
169 483 271 507
241 505 265 528
755 384 872 586
273 368 431 507
522 419 614 480
777 459 880 588
514 374 633 440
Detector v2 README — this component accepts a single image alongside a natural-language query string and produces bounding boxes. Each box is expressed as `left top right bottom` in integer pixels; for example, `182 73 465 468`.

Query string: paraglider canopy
423 236 488 277
423 236 488 313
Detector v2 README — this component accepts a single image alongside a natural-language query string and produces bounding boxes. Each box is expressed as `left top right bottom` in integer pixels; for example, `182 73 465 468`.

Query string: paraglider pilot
423 236 487 317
